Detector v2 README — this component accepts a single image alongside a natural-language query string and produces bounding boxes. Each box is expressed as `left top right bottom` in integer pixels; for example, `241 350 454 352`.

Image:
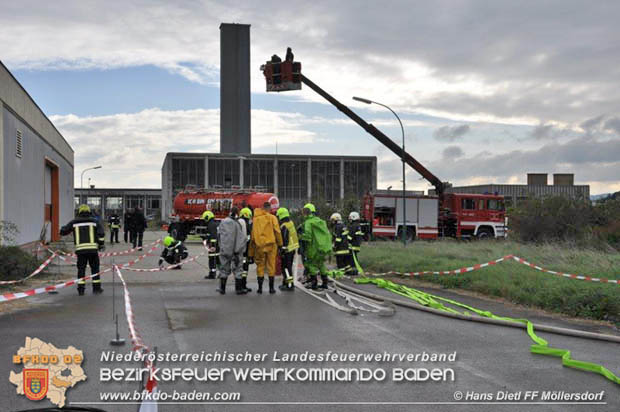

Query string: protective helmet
77 204 91 215
276 207 290 220
330 213 342 222
303 203 316 213
201 210 215 221
240 207 252 219
349 211 360 221
163 236 174 247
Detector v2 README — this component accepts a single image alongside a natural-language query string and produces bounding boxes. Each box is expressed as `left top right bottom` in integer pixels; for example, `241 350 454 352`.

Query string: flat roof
164 152 377 164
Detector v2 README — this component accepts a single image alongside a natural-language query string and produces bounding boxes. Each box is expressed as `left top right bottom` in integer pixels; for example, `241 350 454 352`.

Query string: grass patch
358 240 620 324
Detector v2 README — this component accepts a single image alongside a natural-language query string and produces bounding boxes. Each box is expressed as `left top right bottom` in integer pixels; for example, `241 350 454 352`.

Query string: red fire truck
167 187 279 240
362 191 506 241
262 54 507 241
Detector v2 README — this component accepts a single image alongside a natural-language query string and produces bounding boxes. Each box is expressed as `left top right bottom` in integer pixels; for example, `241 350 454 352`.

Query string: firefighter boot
257 277 264 294
319 275 329 289
242 277 252 293
217 278 227 295
235 278 247 295
269 277 276 294
305 275 318 290
93 286 104 294
77 287 85 296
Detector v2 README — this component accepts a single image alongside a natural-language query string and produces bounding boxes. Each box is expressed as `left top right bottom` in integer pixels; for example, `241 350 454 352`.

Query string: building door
44 160 60 242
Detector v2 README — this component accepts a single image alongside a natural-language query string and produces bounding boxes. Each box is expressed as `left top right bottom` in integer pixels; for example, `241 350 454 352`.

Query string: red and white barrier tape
114 266 148 352
371 254 619 285
114 266 158 409
0 267 113 302
0 245 159 303
511 256 619 284
0 252 58 285
47 239 161 258
122 240 209 272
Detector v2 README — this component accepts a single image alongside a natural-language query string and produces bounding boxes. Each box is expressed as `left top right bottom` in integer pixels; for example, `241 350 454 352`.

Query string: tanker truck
167 187 280 241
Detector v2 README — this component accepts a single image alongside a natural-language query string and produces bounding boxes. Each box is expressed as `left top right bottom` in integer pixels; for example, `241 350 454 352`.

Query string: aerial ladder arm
300 74 444 195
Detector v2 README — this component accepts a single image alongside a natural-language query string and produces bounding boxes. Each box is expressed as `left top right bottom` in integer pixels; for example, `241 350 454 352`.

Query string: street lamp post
353 96 407 246
80 165 102 190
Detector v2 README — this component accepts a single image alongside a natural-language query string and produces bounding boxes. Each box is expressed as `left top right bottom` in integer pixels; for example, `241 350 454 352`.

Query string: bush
509 196 620 248
0 246 43 283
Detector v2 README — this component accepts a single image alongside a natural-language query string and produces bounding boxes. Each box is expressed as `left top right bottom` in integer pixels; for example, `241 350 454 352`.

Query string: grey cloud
530 124 555 140
433 124 470 141
428 136 620 184
442 146 464 158
603 117 620 134
3 1 620 126
580 115 606 133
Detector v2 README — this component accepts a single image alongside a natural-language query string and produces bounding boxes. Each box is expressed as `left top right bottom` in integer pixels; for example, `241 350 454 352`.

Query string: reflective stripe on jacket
280 220 299 253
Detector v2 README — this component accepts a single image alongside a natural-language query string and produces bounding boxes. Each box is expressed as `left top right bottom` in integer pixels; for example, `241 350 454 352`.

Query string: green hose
355 277 620 386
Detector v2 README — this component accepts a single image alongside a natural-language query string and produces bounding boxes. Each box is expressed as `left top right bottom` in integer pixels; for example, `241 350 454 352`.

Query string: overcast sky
1 0 619 194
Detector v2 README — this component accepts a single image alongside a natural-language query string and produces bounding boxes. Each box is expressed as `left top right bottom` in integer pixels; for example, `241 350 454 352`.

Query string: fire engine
362 191 506 241
262 53 507 240
167 186 279 240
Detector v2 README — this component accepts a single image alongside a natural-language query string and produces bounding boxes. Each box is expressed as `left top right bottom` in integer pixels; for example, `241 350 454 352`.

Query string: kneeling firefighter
217 207 248 295
300 203 332 290
276 207 298 291
159 236 188 269
60 204 106 296
201 210 219 279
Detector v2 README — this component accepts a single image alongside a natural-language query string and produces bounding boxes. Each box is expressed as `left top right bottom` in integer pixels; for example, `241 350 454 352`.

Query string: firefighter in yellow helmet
276 207 298 291
201 210 219 279
159 235 188 269
60 204 105 295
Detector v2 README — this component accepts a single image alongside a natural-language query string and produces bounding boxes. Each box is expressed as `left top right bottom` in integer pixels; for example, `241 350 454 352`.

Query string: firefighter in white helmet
329 213 354 275
347 211 363 276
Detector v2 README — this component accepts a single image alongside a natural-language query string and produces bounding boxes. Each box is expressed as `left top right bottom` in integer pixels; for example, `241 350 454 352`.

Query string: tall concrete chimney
220 23 251 154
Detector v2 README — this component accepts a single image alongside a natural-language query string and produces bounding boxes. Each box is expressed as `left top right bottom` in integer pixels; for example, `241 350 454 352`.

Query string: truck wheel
407 227 415 242
476 228 493 239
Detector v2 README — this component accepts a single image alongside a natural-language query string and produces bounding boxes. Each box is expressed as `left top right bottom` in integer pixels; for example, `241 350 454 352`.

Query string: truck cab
440 193 506 239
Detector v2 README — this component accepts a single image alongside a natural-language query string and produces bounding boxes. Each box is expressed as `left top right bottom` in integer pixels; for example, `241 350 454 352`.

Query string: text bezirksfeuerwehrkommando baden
101 350 457 364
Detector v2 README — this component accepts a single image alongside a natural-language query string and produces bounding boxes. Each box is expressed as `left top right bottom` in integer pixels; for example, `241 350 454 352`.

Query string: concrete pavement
1 231 618 411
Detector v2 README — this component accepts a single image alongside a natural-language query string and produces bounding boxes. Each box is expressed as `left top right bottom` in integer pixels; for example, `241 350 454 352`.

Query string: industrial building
161 152 376 220
160 24 377 220
441 173 590 207
74 188 162 223
0 61 74 247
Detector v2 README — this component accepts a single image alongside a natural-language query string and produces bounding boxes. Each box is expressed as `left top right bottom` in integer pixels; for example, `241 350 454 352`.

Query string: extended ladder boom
300 74 444 195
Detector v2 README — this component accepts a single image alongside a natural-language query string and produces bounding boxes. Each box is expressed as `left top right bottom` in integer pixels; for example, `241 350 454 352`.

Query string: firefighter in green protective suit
300 203 332 290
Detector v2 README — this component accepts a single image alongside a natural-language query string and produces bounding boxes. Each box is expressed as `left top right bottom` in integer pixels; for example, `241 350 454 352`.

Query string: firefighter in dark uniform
123 208 133 243
239 207 253 293
132 207 147 250
108 213 121 244
159 236 188 270
276 207 298 291
201 210 219 279
347 211 363 276
330 212 354 275
60 204 105 295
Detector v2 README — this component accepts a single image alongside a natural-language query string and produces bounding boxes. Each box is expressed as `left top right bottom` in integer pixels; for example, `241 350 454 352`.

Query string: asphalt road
1 231 618 412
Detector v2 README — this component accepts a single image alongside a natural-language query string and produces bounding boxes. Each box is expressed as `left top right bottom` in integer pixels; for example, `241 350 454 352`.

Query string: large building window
278 160 308 208
344 161 373 198
311 160 340 204
106 196 123 211
125 195 144 209
244 159 274 191
208 158 240 188
172 158 205 191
